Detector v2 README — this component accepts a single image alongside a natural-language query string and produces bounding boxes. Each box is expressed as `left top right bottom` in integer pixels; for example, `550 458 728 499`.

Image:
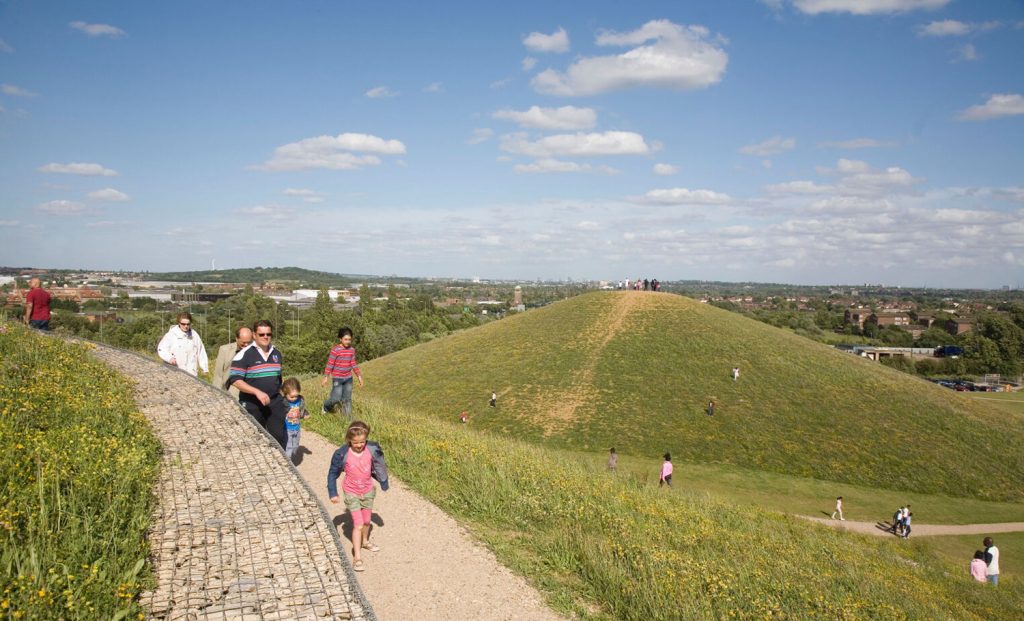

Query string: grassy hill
360 291 1024 502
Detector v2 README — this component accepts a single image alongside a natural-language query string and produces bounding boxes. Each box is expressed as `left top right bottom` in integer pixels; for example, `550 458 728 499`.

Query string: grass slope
307 400 1024 620
361 291 1024 502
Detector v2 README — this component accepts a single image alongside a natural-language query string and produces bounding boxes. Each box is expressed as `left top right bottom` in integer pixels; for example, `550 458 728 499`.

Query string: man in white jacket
157 312 209 377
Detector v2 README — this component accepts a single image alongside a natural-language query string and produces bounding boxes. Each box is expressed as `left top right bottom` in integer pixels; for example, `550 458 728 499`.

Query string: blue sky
1 0 1022 287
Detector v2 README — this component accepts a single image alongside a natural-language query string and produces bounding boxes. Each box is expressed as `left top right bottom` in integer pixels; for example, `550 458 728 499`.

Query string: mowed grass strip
306 399 1024 620
0 324 160 620
361 291 1024 502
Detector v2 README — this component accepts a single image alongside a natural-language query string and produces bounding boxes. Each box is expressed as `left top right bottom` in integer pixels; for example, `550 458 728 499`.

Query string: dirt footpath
802 516 1024 537
293 430 565 621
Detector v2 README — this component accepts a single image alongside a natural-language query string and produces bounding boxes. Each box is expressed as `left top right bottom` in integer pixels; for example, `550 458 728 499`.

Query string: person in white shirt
983 537 1000 586
157 312 209 377
831 496 845 520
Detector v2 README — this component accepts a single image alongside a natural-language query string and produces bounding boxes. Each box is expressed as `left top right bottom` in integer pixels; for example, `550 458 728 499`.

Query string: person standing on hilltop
321 327 364 420
212 326 253 398
157 312 209 377
659 453 673 487
607 447 618 471
228 320 288 448
23 277 52 331
489 391 497 408
732 366 740 382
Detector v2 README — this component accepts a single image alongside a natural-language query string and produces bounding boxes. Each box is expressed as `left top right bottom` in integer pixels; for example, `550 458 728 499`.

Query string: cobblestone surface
87 342 375 621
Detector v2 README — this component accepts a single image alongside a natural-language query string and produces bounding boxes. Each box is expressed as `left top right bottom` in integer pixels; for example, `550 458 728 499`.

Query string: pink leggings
351 508 372 528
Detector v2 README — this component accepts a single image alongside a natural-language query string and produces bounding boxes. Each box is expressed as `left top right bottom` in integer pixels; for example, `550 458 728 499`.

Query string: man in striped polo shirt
320 326 364 420
228 319 288 448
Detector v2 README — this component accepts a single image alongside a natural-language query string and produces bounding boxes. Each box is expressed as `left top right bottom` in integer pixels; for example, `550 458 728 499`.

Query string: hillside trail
801 515 1024 537
539 291 664 436
293 429 565 621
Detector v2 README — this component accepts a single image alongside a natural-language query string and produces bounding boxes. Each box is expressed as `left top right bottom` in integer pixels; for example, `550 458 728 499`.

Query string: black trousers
242 395 288 449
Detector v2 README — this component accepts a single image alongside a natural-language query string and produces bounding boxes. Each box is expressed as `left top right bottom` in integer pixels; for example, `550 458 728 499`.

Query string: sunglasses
256 332 273 337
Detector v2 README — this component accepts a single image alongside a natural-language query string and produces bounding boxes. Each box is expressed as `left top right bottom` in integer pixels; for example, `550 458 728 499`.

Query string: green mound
362 291 1024 502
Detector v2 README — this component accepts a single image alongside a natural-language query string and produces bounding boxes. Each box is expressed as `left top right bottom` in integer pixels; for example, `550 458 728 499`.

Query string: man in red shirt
24 277 52 331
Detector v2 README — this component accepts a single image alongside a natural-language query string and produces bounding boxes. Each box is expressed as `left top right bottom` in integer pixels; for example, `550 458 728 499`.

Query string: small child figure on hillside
281 378 309 462
706 400 715 417
489 391 497 407
970 550 988 582
328 420 390 572
732 366 740 382
607 447 618 471
321 327 364 420
460 411 468 424
902 512 913 539
831 496 845 521
659 453 673 487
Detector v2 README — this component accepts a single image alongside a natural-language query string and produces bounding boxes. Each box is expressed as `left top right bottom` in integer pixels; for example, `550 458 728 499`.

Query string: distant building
844 309 869 330
945 318 973 336
870 310 912 327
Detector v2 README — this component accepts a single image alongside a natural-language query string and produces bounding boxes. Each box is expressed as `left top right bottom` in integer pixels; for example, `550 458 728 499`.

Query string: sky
1 0 1023 288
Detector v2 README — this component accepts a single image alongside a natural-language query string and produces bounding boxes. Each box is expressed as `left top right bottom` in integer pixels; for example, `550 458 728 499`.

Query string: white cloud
69 21 126 38
957 43 980 62
523 27 569 53
422 82 443 93
466 128 494 145
1 83 37 97
531 19 727 97
256 133 406 171
500 131 650 157
490 77 512 89
87 188 129 202
0 220 20 226
514 159 592 174
957 94 1024 121
0 38 13 53
918 19 970 36
653 163 678 176
577 220 600 230
633 187 733 205
365 86 398 98
492 105 597 130
792 0 949 15
522 57 538 71
739 136 795 157
918 19 1002 36
36 200 86 215
765 180 833 194
235 205 293 220
283 188 325 203
818 138 897 149
38 162 118 176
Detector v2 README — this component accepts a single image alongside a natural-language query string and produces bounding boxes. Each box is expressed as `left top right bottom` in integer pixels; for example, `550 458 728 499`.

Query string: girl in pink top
970 550 988 582
659 453 673 487
328 421 387 571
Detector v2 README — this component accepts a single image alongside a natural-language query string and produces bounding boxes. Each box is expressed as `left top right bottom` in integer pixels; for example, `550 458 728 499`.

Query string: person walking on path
659 453 673 487
157 312 209 377
23 277 52 331
607 447 618 471
832 496 845 521
984 537 1000 586
228 320 288 448
321 327 363 419
328 420 390 572
892 507 904 535
971 551 988 583
281 377 309 463
902 512 913 539
212 326 252 398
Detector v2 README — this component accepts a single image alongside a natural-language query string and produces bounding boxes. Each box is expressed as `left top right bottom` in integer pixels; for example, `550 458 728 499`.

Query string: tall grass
0 324 160 620
361 291 1024 502
307 398 1023 620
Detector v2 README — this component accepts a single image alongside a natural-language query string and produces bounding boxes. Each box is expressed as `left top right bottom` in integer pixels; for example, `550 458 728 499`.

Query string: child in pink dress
659 453 673 487
970 551 988 582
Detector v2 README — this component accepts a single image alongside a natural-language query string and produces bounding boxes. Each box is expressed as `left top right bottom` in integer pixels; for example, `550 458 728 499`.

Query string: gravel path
802 516 1024 537
293 429 565 621
86 342 374 621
